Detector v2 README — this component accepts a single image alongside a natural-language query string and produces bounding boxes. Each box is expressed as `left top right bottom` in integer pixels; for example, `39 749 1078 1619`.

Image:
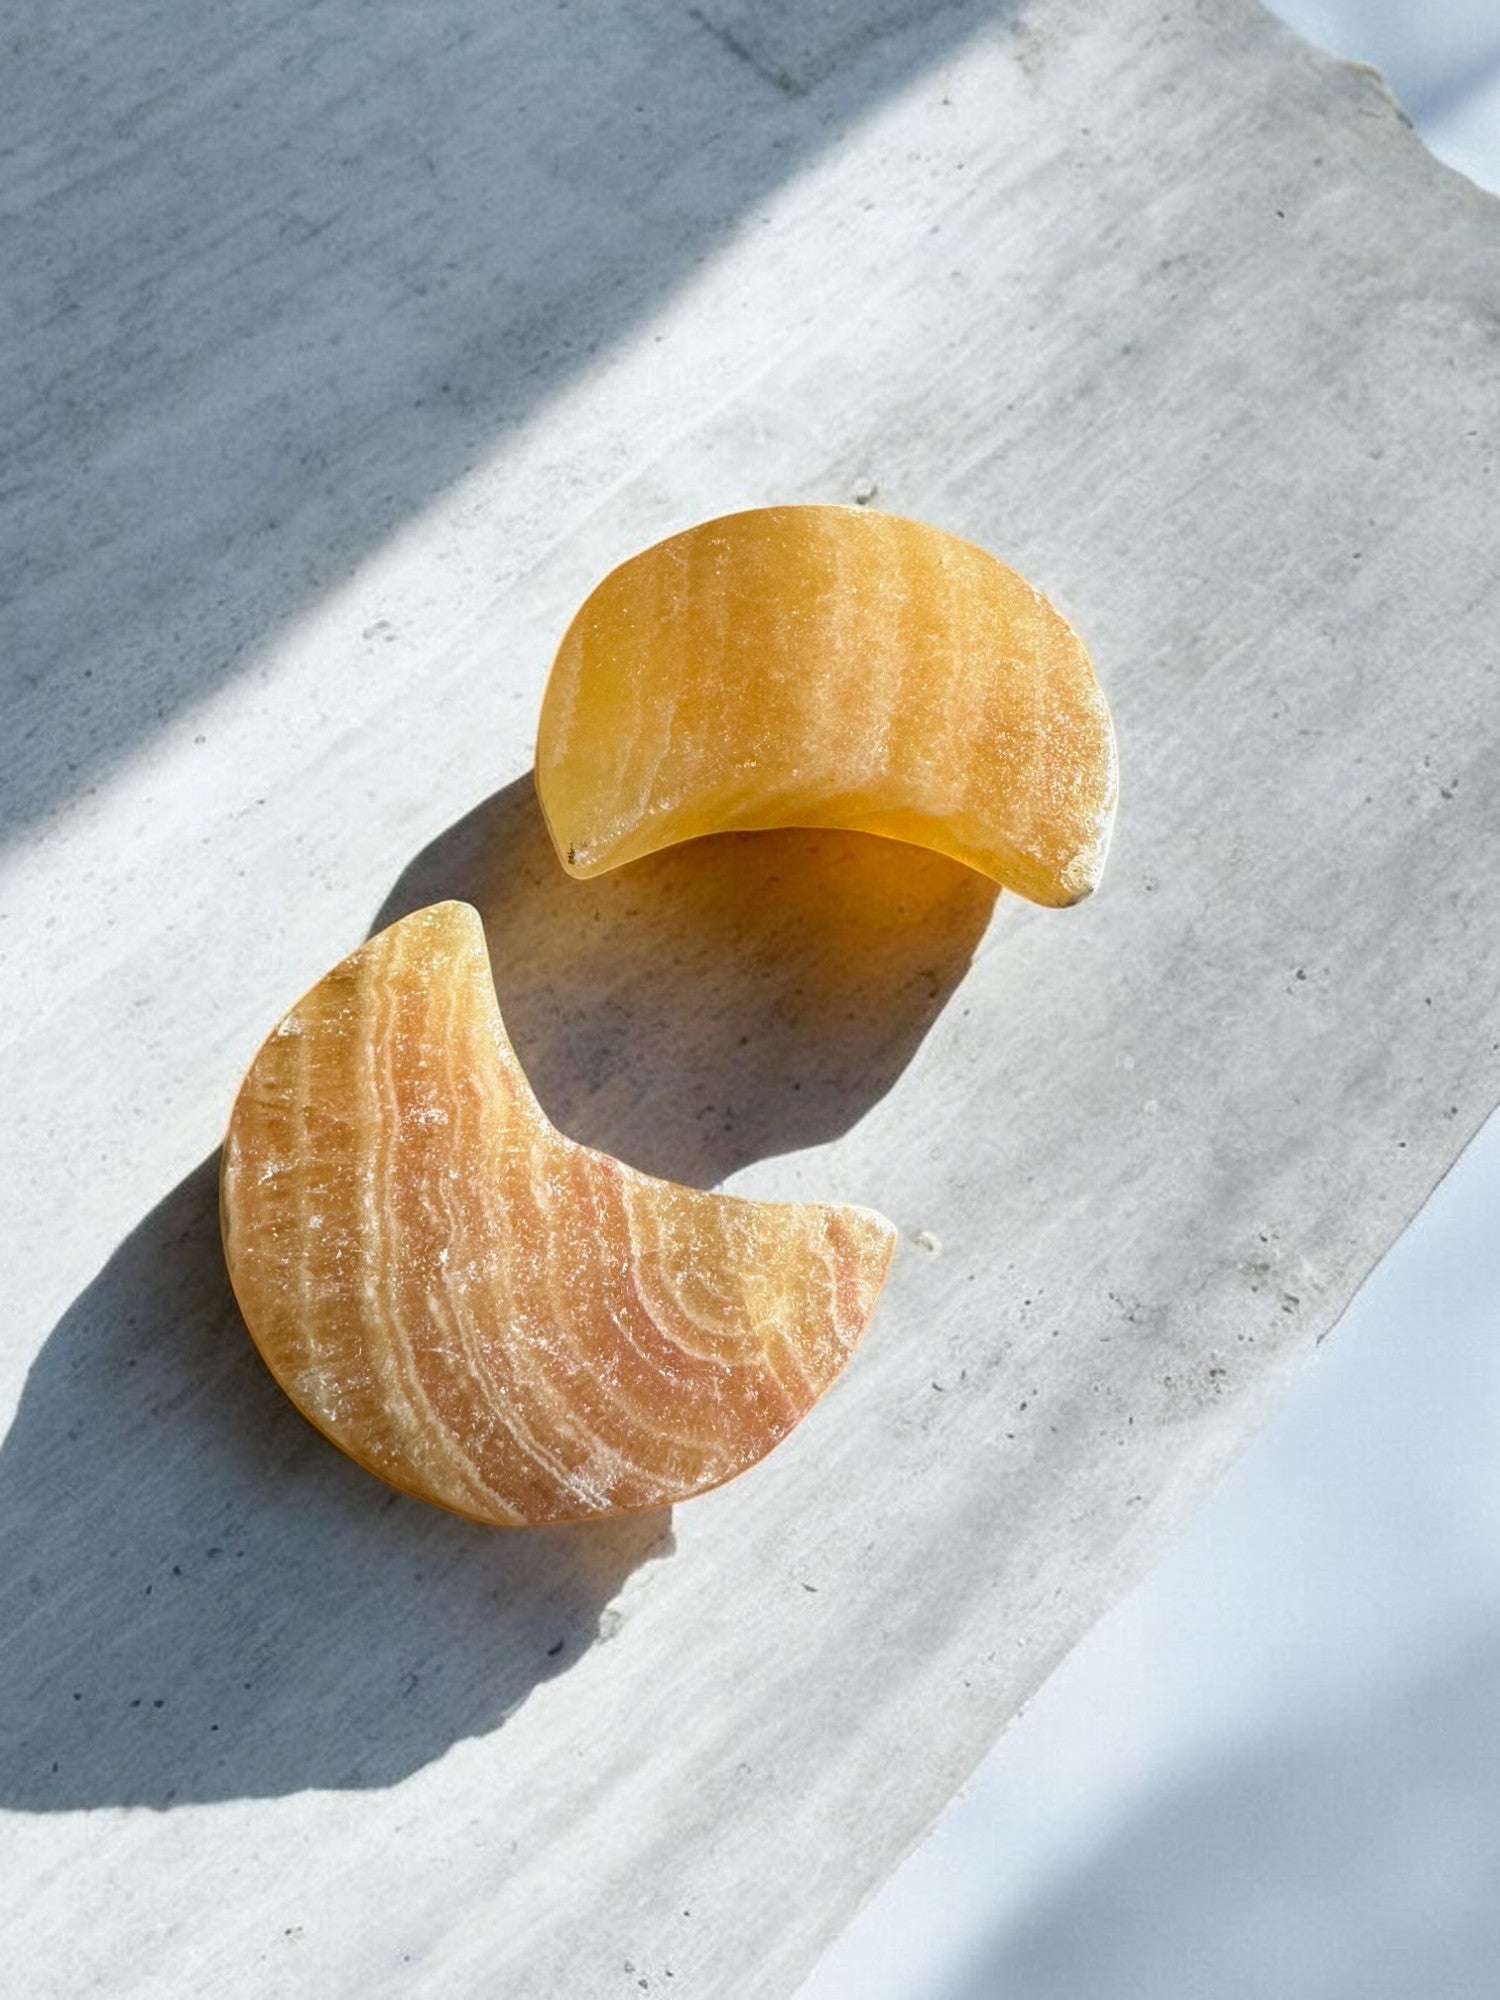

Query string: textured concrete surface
800 1100 1500 1996
2 0 1498 1993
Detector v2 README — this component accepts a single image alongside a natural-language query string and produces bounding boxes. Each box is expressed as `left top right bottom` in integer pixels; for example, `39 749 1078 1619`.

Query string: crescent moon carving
221 902 896 1525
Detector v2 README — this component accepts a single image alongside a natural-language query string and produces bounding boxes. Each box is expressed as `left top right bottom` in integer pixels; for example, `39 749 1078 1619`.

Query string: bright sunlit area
5 2 1497 1993
798 16 1500 1996
801 1098 1500 1997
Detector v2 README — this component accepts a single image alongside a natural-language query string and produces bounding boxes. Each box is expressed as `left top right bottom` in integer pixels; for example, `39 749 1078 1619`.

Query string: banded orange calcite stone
536 505 1116 905
220 902 895 1525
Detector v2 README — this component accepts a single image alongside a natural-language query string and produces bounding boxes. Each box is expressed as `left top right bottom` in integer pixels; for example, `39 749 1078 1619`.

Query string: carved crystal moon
220 902 896 1525
536 504 1117 905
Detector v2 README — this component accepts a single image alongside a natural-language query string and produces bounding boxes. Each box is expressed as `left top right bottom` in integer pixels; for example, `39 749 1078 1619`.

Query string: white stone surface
1268 0 1500 190
2 1 1499 1994
1268 0 1500 116
801 1099 1500 1997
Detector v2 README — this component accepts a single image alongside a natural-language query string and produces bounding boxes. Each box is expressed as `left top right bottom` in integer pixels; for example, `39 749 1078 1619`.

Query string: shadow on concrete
374 775 999 1185
2 0 1003 849
949 1624 1500 2000
0 1156 674 1809
1 790 994 1808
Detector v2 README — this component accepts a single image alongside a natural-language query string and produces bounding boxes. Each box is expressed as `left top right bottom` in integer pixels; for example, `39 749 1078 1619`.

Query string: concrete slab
2 0 1498 1993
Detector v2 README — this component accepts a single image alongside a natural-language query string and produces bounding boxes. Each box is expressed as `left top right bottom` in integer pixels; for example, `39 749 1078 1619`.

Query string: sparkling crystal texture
220 902 895 1525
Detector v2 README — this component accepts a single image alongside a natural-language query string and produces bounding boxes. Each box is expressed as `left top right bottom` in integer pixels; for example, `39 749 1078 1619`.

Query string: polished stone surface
2 0 1498 1992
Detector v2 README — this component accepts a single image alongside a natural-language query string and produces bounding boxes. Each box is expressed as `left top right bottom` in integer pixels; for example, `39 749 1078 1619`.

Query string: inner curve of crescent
536 505 1117 907
220 902 896 1526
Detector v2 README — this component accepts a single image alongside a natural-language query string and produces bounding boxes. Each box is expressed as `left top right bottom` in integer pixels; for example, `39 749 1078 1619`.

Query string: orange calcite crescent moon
536 505 1117 905
220 903 896 1525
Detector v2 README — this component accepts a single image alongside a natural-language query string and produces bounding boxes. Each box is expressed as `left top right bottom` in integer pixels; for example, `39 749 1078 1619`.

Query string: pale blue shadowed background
798 6 1500 1994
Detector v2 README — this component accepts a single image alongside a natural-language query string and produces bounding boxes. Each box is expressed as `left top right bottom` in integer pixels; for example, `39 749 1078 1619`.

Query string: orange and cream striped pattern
221 902 895 1524
537 505 1116 905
